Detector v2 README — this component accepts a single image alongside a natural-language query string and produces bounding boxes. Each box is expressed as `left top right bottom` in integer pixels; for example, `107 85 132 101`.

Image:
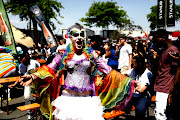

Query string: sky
8 0 180 35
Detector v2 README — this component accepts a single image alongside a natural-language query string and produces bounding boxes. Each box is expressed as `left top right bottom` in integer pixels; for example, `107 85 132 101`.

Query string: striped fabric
0 53 16 78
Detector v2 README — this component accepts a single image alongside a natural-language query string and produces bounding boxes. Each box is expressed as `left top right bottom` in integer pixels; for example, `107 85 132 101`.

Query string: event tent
11 24 35 48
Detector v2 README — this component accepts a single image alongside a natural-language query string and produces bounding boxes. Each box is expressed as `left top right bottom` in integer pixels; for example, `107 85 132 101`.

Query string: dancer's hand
18 75 34 86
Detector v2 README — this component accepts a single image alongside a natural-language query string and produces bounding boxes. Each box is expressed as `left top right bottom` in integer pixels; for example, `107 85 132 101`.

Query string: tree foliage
4 0 63 30
147 4 180 30
80 1 142 31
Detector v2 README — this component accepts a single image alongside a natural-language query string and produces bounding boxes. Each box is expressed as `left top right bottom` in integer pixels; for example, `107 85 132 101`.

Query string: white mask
70 28 85 50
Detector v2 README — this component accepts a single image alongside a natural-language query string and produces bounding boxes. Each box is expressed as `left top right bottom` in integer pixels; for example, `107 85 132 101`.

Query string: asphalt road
0 86 27 120
0 86 155 120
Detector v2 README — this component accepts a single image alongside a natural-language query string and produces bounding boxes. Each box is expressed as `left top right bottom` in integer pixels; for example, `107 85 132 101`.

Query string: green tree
147 6 157 30
147 4 180 30
4 0 63 30
80 1 142 31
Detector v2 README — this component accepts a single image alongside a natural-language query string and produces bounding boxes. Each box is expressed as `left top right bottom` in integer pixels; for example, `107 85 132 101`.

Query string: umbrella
11 24 35 48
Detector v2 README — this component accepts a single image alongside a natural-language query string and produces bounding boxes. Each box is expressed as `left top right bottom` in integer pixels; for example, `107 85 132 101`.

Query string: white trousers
154 91 169 120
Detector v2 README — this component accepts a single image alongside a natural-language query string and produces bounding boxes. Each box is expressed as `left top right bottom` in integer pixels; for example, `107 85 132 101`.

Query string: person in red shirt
153 29 179 120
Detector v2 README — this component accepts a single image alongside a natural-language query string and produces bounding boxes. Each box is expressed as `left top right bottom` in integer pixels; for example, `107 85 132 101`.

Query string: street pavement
0 86 155 120
0 86 28 120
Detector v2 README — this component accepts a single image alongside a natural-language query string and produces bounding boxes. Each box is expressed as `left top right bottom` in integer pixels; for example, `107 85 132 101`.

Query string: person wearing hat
0 47 16 101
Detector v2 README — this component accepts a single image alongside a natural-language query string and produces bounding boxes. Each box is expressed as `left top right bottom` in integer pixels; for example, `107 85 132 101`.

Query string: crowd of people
0 23 180 120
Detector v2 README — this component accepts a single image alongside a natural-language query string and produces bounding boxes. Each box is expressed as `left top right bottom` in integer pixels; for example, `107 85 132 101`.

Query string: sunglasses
70 31 84 37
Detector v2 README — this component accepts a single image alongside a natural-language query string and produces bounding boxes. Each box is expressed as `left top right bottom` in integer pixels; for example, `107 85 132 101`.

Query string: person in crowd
15 42 24 62
89 35 104 51
167 38 180 120
56 38 67 53
0 47 16 101
104 42 109 53
46 43 59 65
16 42 23 55
45 42 60 65
153 29 179 120
45 45 51 59
31 45 39 60
137 40 146 57
103 42 109 64
57 41 61 47
136 39 149 67
89 35 105 58
105 43 118 70
148 33 161 81
50 45 57 57
122 52 153 120
17 23 136 120
38 43 46 60
9 55 40 120
144 41 149 61
18 55 40 75
117 36 132 73
168 56 180 120
27 47 33 58
27 45 38 59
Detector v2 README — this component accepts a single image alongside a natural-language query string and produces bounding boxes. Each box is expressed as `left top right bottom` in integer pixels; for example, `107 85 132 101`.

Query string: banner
0 0 16 54
30 4 57 48
167 0 175 27
157 0 165 28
